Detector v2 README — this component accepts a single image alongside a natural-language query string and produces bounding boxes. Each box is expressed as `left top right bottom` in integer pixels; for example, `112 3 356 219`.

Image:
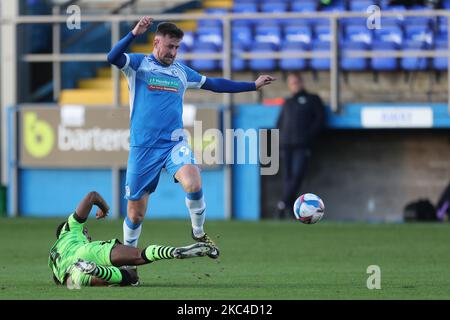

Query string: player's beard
162 55 175 65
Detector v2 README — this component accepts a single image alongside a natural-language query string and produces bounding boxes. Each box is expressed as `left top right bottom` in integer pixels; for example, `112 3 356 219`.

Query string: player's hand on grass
255 75 276 90
132 16 153 36
95 208 108 220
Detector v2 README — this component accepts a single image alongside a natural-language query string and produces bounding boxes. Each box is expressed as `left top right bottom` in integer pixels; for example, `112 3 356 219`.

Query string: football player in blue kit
107 16 275 274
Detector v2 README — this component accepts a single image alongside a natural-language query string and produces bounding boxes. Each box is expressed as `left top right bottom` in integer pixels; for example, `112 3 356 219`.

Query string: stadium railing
2 9 450 112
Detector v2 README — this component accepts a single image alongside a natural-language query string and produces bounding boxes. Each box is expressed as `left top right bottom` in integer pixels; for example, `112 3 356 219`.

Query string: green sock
93 265 122 284
142 245 175 263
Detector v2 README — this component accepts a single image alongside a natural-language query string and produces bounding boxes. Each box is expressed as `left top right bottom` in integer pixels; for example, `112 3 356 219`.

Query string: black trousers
281 147 311 215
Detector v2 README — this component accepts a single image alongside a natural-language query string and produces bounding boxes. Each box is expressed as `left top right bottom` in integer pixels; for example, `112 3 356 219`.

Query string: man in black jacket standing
276 72 326 219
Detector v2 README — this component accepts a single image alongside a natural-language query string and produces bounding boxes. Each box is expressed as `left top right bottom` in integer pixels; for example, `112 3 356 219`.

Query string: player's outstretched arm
201 75 276 93
75 191 110 221
107 16 153 68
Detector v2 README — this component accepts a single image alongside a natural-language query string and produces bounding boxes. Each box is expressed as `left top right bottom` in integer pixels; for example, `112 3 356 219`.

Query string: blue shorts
125 141 197 200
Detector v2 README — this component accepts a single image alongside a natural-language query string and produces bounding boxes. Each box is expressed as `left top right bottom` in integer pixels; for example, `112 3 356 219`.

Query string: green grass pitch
0 218 450 300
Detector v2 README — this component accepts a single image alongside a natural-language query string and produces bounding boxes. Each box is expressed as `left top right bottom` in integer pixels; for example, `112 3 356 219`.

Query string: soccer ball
293 193 325 224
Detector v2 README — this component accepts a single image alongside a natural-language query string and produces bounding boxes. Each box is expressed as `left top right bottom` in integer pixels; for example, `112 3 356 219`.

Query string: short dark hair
155 22 184 39
56 222 67 239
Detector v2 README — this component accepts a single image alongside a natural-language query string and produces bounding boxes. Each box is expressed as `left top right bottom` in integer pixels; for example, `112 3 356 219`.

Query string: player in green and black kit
49 191 214 288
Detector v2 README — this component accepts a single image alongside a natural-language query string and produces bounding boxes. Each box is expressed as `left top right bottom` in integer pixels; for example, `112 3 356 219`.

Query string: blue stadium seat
176 44 190 67
340 41 369 71
255 24 282 47
436 28 448 43
444 0 450 9
401 40 429 70
260 0 289 25
232 43 247 71
344 0 378 25
311 18 330 26
437 17 448 40
374 25 403 46
291 0 317 12
371 26 402 71
205 8 229 14
433 39 448 71
313 21 344 43
404 5 433 26
349 0 378 11
190 42 220 71
378 0 391 8
198 19 222 29
381 4 405 11
232 2 259 27
232 2 258 14
319 2 346 12
380 4 406 25
310 41 330 70
200 8 227 28
282 18 315 28
232 0 257 21
283 25 312 45
232 26 253 48
379 16 404 27
340 17 368 27
232 19 253 28
279 42 309 71
371 40 398 71
345 25 373 44
405 25 434 45
314 25 332 42
261 1 288 13
249 42 277 71
289 0 320 26
181 31 194 51
196 27 223 48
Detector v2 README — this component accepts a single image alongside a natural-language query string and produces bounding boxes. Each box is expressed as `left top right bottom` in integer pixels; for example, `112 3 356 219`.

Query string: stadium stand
279 42 309 71
248 42 277 71
57 0 450 106
371 41 399 71
191 42 222 71
310 41 331 70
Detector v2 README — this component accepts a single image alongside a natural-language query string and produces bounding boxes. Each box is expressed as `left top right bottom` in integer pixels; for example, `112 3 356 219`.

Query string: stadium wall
7 104 450 221
14 168 225 220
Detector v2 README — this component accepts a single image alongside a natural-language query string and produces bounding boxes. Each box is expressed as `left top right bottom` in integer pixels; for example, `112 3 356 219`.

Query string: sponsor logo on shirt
147 77 179 93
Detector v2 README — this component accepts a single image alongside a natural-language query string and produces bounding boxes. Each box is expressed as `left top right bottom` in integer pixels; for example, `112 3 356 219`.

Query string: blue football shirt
121 53 206 148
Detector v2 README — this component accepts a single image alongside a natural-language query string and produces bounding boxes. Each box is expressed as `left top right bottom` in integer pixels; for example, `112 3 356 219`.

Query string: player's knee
127 201 146 223
181 176 202 193
127 212 144 224
186 182 202 193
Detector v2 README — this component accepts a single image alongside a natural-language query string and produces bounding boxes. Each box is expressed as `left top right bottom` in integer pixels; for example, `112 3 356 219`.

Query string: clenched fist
255 75 276 90
132 16 153 36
